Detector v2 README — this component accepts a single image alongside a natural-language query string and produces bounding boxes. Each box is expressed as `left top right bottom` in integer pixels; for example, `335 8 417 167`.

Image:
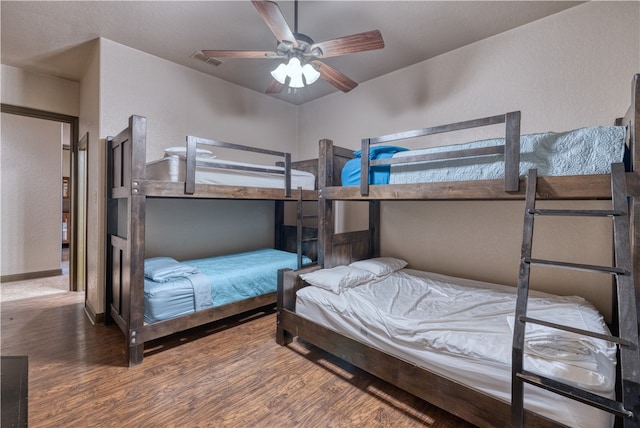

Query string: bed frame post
504 111 521 192
369 200 380 258
276 269 293 345
127 115 147 366
105 136 115 326
274 200 284 250
619 74 640 325
360 138 371 196
630 74 639 310
318 139 335 268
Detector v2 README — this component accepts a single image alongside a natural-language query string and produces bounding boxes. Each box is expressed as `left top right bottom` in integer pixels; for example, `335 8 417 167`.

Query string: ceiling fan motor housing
277 33 322 59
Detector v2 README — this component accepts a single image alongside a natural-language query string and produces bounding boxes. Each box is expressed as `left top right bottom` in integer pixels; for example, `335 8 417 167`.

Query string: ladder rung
302 215 318 219
302 238 318 243
528 209 624 217
524 258 627 275
517 371 634 418
519 316 635 347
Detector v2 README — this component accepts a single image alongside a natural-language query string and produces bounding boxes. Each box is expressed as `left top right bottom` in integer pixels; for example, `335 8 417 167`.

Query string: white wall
298 1 640 318
1 113 63 276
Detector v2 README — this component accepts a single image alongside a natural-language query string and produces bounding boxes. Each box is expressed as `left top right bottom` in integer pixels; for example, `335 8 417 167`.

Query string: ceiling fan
201 0 385 94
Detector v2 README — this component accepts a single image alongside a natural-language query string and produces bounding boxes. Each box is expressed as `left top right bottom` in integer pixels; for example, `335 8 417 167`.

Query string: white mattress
295 268 617 428
389 126 626 184
145 155 316 190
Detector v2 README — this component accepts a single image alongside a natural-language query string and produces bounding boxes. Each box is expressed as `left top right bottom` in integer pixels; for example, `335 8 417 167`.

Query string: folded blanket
189 273 213 311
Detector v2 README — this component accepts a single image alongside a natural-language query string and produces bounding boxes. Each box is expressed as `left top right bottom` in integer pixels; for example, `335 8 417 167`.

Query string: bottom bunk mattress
144 249 311 323
295 266 616 428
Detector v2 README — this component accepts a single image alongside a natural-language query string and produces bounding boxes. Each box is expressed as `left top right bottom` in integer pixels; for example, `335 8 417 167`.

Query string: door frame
1 104 80 290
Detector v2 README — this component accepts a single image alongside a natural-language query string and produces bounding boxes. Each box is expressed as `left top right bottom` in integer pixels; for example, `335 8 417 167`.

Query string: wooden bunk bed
277 74 640 427
105 115 328 366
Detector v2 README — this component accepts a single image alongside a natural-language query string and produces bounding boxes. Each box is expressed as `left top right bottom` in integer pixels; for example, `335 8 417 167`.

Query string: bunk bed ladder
297 187 318 269
512 163 640 427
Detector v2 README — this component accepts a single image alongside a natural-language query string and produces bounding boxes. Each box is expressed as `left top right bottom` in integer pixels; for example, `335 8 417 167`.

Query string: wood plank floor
1 291 476 427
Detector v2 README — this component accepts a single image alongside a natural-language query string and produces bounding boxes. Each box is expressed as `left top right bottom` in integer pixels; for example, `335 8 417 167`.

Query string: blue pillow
341 153 396 186
353 145 408 160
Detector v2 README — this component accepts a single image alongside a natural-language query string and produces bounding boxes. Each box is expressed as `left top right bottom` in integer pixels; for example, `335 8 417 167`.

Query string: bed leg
128 343 144 366
277 268 294 346
276 314 293 346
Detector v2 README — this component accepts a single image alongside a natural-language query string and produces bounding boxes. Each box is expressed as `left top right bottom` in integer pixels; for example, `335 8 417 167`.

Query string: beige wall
84 38 300 315
1 113 63 276
98 38 299 162
79 39 101 316
298 2 640 318
2 2 638 320
1 65 80 116
0 66 80 278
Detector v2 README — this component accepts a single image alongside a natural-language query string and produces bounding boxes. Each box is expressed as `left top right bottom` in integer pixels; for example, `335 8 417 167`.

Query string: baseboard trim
1 269 63 283
84 303 104 325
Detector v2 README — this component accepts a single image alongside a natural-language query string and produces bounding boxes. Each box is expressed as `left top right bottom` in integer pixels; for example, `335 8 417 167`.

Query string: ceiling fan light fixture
270 57 318 88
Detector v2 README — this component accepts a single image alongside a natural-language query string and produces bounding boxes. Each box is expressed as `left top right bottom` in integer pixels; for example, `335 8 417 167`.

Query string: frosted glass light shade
270 63 288 84
287 58 304 88
270 57 320 88
302 63 320 85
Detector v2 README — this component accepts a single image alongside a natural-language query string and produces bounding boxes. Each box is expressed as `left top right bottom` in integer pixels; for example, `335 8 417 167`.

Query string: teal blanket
144 249 311 323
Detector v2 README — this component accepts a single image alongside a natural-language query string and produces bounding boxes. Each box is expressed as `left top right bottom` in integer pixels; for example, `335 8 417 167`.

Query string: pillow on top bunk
300 266 375 294
349 257 408 276
353 145 408 160
164 147 216 159
144 257 200 282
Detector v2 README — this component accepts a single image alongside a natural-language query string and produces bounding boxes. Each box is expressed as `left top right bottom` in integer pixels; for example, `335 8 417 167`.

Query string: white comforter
296 269 617 427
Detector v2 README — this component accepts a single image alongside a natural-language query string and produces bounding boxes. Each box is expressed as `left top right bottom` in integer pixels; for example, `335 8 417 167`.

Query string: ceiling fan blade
311 30 384 58
252 0 298 47
312 60 358 93
266 78 284 94
201 50 279 59
266 76 292 94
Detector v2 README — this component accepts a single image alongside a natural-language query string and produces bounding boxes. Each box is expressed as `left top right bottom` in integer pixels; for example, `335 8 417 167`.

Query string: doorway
0 104 83 291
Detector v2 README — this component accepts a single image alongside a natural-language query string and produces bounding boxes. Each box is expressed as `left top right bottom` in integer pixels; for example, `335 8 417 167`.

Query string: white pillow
300 265 375 294
164 146 216 159
144 257 200 282
349 257 407 277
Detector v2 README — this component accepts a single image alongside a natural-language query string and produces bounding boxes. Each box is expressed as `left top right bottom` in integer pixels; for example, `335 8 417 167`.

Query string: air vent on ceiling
190 51 222 67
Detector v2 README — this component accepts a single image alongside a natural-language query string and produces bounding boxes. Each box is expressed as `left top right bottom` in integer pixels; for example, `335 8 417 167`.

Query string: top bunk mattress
295 267 616 428
146 155 316 190
341 126 626 186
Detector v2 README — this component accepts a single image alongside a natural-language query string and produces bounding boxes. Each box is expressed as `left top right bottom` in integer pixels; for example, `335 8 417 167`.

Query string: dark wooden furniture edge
105 115 324 366
359 111 521 195
136 293 276 343
320 173 638 201
278 74 640 426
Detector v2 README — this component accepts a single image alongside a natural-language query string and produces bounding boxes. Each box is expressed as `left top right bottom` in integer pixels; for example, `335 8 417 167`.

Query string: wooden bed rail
359 111 521 195
185 135 292 196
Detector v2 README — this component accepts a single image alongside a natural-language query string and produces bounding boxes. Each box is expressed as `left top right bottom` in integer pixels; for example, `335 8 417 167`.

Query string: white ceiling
1 1 583 105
